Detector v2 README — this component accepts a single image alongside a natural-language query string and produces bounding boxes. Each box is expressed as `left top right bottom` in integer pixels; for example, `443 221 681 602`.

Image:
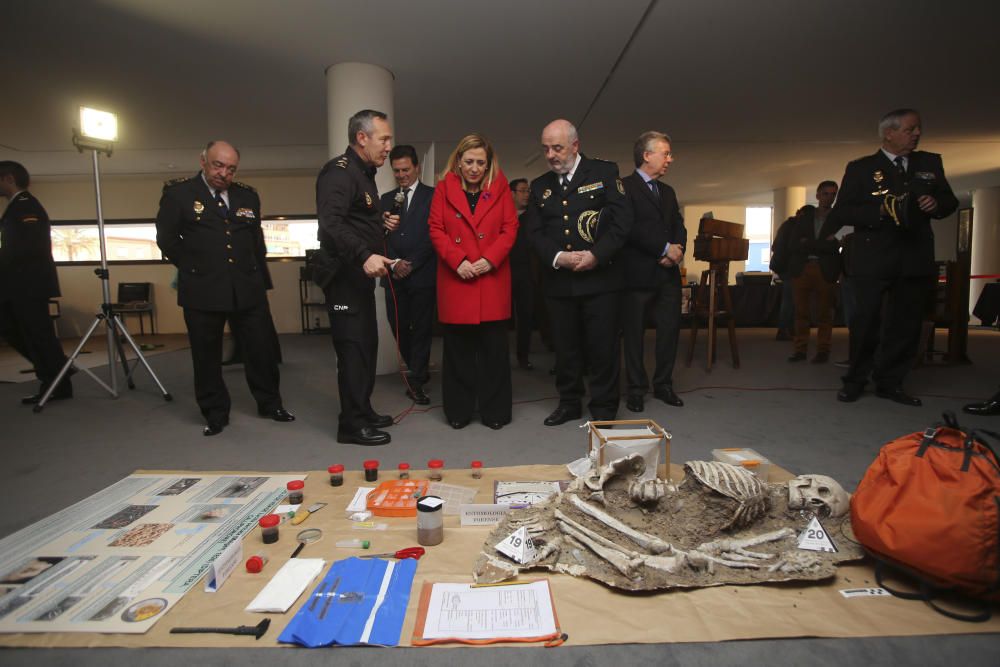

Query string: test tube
335 539 371 549
428 459 444 482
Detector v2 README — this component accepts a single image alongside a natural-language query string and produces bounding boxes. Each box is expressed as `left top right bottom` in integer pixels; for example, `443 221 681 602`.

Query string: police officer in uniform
522 119 632 425
316 110 397 446
155 141 293 436
831 109 957 406
0 160 72 404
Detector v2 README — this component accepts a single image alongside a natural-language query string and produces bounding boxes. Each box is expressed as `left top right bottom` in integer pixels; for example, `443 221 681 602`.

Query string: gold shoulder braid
884 192 908 227
577 210 600 244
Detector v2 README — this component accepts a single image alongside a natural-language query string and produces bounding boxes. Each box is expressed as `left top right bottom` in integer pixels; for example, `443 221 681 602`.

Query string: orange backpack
850 413 1000 621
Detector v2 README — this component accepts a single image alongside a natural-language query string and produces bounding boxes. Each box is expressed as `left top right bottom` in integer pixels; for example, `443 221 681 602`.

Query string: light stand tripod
34 134 172 412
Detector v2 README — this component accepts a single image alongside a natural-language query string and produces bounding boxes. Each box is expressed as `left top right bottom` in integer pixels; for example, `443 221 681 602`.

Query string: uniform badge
365 192 373 207
235 208 255 218
21 216 39 223
193 200 204 214
616 178 625 195
542 189 552 200
577 182 605 194
873 170 884 183
915 171 936 180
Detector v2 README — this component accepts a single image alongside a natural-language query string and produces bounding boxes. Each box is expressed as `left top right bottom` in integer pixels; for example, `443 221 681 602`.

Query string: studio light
72 106 118 156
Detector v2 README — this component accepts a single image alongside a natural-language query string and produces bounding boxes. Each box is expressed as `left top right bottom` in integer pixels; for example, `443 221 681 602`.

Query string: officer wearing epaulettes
0 160 72 404
522 119 633 426
315 110 396 446
155 140 293 436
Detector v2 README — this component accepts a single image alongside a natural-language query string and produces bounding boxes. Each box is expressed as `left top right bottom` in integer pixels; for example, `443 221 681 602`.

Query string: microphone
386 190 406 236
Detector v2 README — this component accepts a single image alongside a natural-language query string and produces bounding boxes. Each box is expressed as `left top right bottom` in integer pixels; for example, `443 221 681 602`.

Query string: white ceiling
4 0 1000 206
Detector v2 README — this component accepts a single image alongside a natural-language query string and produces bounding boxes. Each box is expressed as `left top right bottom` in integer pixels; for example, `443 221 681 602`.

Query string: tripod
34 147 172 412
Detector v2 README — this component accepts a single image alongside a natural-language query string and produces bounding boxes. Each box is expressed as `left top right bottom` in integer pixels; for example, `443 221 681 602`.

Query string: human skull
787 475 850 517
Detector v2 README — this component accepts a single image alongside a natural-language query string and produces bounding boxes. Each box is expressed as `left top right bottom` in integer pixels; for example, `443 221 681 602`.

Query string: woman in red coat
428 134 518 429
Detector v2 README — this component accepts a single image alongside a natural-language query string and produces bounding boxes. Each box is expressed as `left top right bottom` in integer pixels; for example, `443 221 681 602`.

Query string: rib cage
684 460 768 529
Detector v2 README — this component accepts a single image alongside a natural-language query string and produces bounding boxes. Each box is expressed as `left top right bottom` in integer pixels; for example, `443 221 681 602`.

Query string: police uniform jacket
379 182 436 290
829 150 957 279
0 191 61 302
620 172 687 289
522 156 632 297
316 148 383 307
786 207 841 283
155 174 271 312
428 171 518 325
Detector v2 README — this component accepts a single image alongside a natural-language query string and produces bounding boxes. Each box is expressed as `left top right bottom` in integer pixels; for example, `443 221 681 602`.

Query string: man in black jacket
522 119 632 425
316 110 397 445
620 131 687 412
787 181 841 363
380 145 435 405
0 161 72 404
156 141 293 435
830 109 958 406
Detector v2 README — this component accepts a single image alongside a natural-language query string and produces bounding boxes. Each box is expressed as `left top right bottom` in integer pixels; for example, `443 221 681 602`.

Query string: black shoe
876 388 922 407
544 406 581 426
21 388 73 405
449 419 469 429
811 352 830 364
654 388 684 407
406 387 430 405
483 420 506 430
337 426 391 445
366 413 393 428
518 359 534 370
837 385 863 402
258 406 295 422
963 397 1000 416
788 352 807 362
203 416 229 437
626 396 644 413
833 359 851 368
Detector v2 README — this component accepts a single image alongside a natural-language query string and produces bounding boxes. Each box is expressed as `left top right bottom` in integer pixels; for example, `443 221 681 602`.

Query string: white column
772 186 806 240
970 186 1000 318
325 62 399 374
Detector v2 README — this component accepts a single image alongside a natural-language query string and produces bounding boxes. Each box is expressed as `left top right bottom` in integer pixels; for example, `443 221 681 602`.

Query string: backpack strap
873 557 992 623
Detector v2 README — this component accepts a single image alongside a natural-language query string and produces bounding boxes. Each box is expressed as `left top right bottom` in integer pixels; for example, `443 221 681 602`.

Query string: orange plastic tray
366 479 429 517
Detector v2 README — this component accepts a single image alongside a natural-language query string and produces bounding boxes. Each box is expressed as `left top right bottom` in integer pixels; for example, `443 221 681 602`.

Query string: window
262 218 320 258
744 207 773 272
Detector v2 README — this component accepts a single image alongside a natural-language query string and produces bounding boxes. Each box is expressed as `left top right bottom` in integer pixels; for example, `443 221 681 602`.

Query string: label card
495 526 537 564
797 516 837 553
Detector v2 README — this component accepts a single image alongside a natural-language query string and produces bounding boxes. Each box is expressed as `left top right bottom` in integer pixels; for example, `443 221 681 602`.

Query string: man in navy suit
830 109 957 406
620 131 687 413
380 145 436 405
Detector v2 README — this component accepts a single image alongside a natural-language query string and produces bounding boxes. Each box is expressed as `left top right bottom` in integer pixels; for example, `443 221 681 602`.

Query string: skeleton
787 474 851 518
474 455 862 591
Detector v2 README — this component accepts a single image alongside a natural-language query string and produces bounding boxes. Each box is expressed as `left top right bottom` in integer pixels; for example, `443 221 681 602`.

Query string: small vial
471 460 483 479
245 553 269 573
398 462 410 479
363 459 380 482
258 514 280 544
328 464 345 487
428 459 444 482
335 539 371 549
286 480 305 505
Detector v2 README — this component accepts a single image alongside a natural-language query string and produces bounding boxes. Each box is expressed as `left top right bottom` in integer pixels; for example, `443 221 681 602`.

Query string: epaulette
232 181 257 193
334 155 349 169
163 176 189 189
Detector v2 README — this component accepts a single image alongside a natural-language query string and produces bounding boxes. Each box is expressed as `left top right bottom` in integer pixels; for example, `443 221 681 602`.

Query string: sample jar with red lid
363 459 380 483
286 480 305 505
471 460 483 479
258 514 280 544
246 554 269 573
428 459 444 482
328 464 344 487
398 462 410 479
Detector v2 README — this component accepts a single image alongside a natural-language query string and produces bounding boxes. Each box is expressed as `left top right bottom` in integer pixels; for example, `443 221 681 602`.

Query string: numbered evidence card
0 473 299 634
420 581 557 640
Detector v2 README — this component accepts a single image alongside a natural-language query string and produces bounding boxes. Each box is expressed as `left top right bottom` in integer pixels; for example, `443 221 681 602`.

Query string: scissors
358 546 425 561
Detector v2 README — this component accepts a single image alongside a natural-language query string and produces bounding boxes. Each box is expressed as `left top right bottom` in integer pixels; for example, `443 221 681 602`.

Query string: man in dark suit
380 144 435 405
0 161 72 404
787 181 841 364
508 178 537 370
830 109 957 406
620 131 687 412
317 109 397 446
523 119 632 425
156 141 294 436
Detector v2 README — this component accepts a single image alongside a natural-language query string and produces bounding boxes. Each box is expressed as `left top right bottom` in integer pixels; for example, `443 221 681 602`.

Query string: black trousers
384 281 434 386
442 321 512 425
183 300 281 422
511 272 535 362
622 275 681 399
546 290 621 419
329 288 379 431
0 297 70 390
843 275 926 391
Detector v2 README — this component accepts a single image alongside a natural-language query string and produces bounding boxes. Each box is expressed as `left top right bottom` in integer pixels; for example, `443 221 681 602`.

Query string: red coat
428 171 518 324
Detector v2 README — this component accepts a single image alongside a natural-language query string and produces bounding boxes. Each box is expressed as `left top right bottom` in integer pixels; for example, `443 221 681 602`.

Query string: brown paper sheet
1 464 997 648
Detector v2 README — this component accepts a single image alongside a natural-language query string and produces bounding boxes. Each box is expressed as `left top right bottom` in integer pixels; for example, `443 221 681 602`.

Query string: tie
214 191 229 218
893 156 906 178
561 174 570 192
648 180 660 198
400 187 409 218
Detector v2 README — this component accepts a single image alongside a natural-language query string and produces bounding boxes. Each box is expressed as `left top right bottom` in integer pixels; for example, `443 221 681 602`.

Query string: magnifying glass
290 528 323 558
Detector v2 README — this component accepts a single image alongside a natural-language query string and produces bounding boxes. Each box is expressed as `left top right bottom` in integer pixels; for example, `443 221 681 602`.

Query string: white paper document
245 558 325 613
421 581 556 640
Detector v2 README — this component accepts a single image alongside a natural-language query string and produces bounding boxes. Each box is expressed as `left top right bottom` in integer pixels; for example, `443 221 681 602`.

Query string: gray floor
2 326 999 666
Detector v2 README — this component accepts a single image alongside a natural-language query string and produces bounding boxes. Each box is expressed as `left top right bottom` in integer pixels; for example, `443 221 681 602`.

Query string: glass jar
363 459 379 483
258 514 280 544
428 459 444 482
416 496 444 546
286 480 304 505
328 464 344 487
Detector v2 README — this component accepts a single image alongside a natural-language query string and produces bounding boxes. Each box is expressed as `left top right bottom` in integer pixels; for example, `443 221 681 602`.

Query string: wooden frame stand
587 419 672 481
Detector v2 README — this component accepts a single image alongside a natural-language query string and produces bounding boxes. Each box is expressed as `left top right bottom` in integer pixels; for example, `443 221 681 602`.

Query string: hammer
171 618 270 640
